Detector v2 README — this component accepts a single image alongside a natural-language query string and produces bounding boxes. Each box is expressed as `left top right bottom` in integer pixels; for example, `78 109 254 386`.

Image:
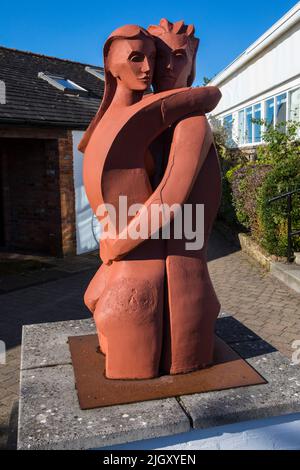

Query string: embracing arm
101 115 214 264
159 86 221 127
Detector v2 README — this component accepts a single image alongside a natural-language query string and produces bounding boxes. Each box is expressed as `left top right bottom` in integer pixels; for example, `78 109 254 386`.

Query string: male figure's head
148 18 199 92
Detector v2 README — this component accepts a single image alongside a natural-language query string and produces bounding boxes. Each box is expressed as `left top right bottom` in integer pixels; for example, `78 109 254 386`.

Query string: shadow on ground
207 229 241 262
216 316 277 359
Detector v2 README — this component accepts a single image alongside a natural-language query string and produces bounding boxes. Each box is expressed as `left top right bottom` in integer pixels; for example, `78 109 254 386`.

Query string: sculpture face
152 33 194 91
108 37 156 91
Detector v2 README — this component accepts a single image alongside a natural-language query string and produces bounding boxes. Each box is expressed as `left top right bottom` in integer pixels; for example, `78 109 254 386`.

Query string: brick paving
208 230 300 359
0 230 299 449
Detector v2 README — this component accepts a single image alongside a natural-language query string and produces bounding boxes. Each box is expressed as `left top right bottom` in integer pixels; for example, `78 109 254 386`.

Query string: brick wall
0 138 61 255
0 127 77 257
57 130 76 256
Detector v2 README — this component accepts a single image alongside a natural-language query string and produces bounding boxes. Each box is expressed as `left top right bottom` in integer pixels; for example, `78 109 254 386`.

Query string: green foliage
256 120 300 165
211 118 247 173
215 118 300 257
219 176 238 226
211 120 247 226
202 76 212 86
226 164 243 183
228 163 271 234
257 154 300 256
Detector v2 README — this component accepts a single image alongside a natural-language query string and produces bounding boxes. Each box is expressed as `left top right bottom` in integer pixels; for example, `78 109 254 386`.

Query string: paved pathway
0 230 299 449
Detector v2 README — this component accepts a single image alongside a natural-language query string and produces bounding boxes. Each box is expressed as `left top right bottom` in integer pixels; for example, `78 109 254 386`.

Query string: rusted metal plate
68 335 267 410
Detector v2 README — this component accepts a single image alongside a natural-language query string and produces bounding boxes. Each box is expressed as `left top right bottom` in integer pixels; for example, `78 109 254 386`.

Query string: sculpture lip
138 76 150 82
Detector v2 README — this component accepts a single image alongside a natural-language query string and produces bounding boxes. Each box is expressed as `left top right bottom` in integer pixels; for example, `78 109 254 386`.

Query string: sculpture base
68 334 266 410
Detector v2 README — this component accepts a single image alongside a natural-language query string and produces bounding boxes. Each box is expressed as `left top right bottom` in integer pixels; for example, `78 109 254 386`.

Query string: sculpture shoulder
174 113 210 129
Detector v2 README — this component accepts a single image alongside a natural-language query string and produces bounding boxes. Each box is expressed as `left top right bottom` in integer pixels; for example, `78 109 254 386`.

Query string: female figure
80 24 221 379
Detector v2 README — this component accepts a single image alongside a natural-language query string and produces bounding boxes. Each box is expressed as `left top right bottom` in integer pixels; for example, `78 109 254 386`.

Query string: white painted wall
208 5 300 149
72 130 100 255
100 413 300 450
208 2 300 153
212 21 300 117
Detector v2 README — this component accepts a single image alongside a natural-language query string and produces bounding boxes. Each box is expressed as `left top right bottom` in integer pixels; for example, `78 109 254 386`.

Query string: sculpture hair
148 18 199 87
78 25 154 153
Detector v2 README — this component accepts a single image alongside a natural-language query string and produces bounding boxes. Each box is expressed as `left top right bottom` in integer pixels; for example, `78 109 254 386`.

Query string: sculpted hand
100 238 126 265
100 238 115 265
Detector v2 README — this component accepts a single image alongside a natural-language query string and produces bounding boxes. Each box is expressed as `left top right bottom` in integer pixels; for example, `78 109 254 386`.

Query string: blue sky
1 0 298 85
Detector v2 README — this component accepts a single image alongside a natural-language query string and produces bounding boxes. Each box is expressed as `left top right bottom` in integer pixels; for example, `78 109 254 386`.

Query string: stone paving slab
18 318 190 450
270 262 300 295
17 316 300 450
179 316 300 429
21 319 96 370
180 350 300 429
18 365 190 450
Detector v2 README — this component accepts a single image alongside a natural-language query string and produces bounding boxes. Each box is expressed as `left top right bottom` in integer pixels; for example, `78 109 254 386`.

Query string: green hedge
257 154 300 256
228 163 272 237
215 120 300 258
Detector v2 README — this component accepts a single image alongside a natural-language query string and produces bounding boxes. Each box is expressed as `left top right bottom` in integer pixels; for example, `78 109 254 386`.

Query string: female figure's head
148 19 199 92
78 25 155 152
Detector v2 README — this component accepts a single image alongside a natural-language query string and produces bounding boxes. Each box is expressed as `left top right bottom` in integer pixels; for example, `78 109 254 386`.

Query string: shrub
218 176 238 226
257 154 300 257
228 163 272 235
256 120 300 165
213 117 300 257
211 119 248 225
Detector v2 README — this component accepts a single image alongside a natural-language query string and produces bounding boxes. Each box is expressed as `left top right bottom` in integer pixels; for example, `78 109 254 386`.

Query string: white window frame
245 106 254 145
289 86 300 121
223 113 234 147
238 109 245 146
274 92 288 129
38 72 88 95
85 66 105 81
225 85 300 148
253 103 262 143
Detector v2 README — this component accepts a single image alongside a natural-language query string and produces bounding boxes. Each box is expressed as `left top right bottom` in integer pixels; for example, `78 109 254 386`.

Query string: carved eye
174 50 186 59
129 53 144 63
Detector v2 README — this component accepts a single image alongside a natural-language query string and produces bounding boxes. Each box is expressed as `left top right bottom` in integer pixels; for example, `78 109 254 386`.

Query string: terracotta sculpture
80 22 221 379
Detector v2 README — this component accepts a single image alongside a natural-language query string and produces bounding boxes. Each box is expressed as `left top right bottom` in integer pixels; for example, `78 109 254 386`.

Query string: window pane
289 87 300 122
265 98 274 127
238 110 245 145
253 104 261 142
224 114 234 147
246 107 252 144
56 78 82 90
276 93 287 132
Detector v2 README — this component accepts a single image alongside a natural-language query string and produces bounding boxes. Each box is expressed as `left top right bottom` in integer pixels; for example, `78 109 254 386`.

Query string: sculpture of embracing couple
78 19 222 380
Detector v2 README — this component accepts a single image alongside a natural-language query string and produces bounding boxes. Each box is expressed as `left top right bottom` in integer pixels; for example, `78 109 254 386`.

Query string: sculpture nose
165 54 174 71
142 57 151 73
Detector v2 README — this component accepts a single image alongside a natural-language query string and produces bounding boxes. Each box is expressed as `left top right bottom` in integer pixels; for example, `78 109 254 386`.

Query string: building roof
0 46 104 128
210 2 300 87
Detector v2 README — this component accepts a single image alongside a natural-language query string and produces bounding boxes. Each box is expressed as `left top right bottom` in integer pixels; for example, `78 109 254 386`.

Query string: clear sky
1 0 298 85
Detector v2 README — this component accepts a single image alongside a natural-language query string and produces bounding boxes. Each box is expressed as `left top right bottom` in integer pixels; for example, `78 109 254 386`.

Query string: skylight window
85 66 105 81
38 72 88 95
